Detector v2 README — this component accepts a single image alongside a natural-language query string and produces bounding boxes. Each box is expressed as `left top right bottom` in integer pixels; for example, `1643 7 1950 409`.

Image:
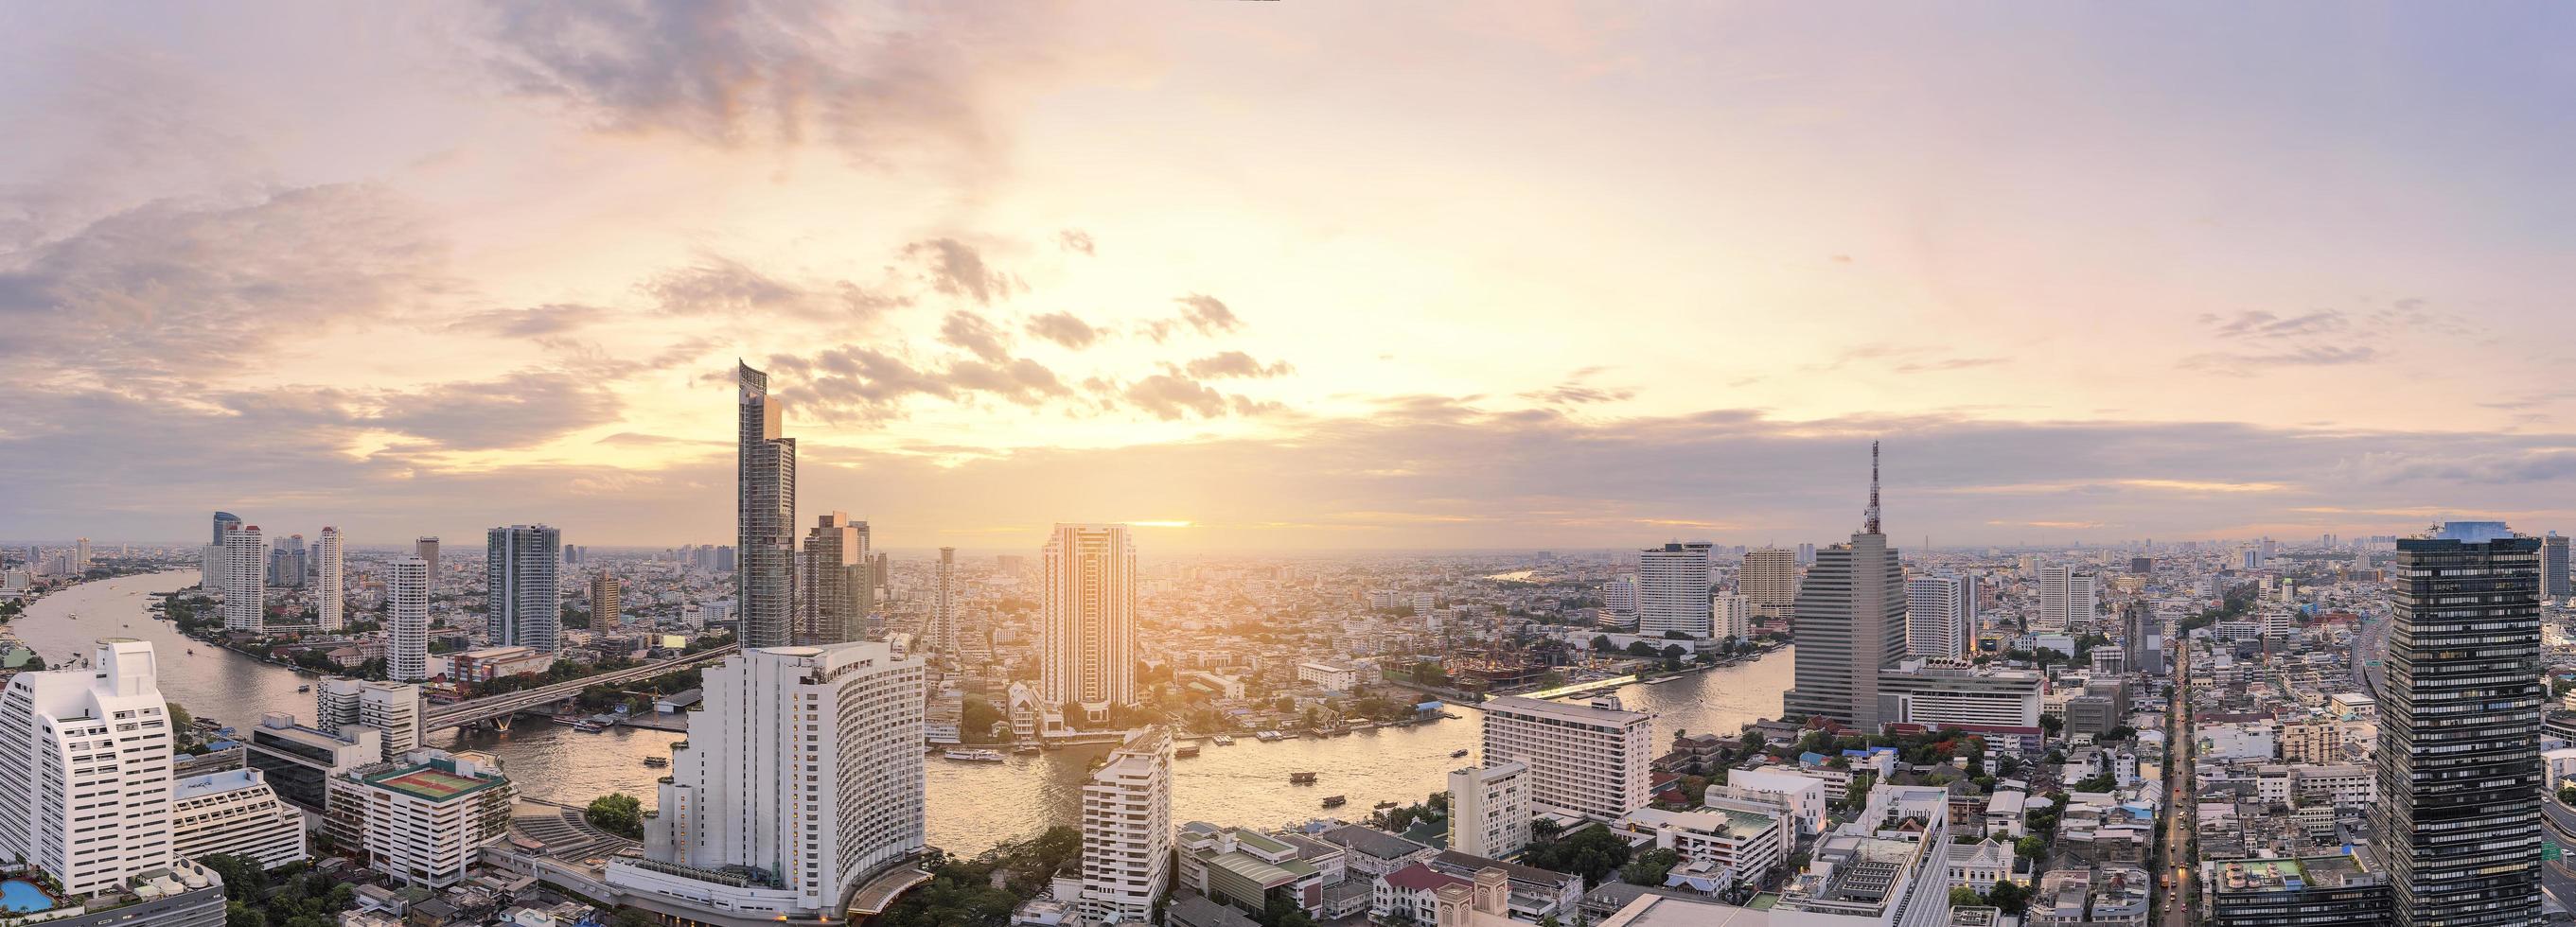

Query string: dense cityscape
0 361 2562 927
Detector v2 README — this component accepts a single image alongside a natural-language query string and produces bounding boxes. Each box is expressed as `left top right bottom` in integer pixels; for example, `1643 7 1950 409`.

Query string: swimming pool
0 879 54 913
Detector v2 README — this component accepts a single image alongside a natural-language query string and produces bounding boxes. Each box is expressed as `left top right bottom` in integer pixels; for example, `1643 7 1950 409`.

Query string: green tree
962 698 1006 743
1619 848 1683 885
1950 886 1985 906
1985 880 2032 915
586 793 645 839
168 701 194 731
2015 835 2047 860
1521 824 1632 888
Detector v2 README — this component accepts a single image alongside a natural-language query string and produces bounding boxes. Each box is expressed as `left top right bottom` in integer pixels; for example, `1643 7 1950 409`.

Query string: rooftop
366 761 505 803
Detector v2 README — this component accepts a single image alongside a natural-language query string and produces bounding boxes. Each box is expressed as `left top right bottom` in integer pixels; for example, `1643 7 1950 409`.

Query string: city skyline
9 6 2576 549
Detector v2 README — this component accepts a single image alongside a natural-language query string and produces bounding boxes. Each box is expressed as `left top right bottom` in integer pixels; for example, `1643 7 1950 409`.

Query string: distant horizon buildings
1043 523 1139 722
2377 521 2545 927
738 360 799 649
1783 442 1906 729
485 524 562 653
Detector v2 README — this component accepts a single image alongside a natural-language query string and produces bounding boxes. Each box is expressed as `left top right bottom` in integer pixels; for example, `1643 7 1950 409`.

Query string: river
11 571 1796 853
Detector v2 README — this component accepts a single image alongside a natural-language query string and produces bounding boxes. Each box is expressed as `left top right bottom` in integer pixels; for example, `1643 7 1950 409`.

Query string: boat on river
1210 734 1235 745
1320 796 1346 808
942 749 1007 762
1289 772 1317 784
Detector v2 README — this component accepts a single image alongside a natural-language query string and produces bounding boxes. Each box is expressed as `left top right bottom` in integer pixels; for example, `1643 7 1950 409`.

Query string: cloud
944 358 1069 405
1173 294 1242 334
1056 230 1095 255
1122 375 1230 420
2177 345 2379 376
938 310 1012 362
904 238 1021 306
0 184 450 383
1024 311 1102 349
2204 309 2350 340
1183 351 1294 379
476 0 1062 171
643 254 904 324
1892 358 2003 374
364 369 625 450
444 304 609 338
1520 384 1634 406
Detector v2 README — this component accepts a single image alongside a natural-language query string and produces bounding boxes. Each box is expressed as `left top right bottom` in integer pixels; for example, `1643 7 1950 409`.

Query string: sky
5 2 2576 551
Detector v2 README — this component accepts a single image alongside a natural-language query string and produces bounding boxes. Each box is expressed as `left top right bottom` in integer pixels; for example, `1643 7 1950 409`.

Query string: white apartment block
1620 800 1789 885
340 750 513 888
170 769 307 869
223 524 267 632
1447 761 1531 858
0 639 178 897
1297 661 1359 692
317 678 423 762
1079 727 1173 925
1637 543 1715 638
619 642 927 919
385 555 430 682
2037 567 2096 631
1718 768 1829 836
1876 660 2043 730
1904 574 1972 657
1717 593 1755 640
317 527 344 630
1479 695 1652 820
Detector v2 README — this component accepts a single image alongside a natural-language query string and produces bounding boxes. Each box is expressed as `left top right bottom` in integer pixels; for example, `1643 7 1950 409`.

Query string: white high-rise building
74 536 89 570
318 678 423 762
1480 695 1654 820
2038 567 2097 631
1637 542 1716 638
1716 593 1756 640
616 642 927 919
316 527 344 630
0 638 177 896
1904 574 1972 658
1741 547 1799 620
1601 576 1639 624
1448 761 1532 858
1042 523 1138 722
386 555 430 682
1077 727 1173 925
222 524 267 632
170 769 308 869
336 750 513 888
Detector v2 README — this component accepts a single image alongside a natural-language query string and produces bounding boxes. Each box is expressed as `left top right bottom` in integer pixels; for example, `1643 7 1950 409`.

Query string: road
423 644 741 730
2161 643 2195 927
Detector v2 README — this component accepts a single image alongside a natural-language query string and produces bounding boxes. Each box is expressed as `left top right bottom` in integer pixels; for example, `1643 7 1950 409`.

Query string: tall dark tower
2377 521 2543 927
738 361 798 649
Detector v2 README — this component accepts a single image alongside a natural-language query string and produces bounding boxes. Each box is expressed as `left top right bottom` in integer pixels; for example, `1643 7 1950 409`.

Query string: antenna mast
1864 440 1882 534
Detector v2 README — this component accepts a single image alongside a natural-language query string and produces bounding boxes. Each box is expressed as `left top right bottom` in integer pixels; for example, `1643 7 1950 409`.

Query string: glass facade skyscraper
2376 522 2543 927
737 361 798 649
485 524 561 653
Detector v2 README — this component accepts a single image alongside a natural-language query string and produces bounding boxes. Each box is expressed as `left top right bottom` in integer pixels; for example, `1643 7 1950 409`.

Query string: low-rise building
169 768 307 869
2027 866 2149 927
1175 823 1328 918
1372 863 1468 925
334 750 514 888
2203 853 2390 927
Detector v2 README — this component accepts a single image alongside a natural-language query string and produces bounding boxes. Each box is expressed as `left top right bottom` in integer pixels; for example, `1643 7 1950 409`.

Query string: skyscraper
386 555 430 682
415 535 440 580
1043 523 1138 722
1740 547 1799 621
590 573 622 629
1904 573 1972 658
223 523 267 632
737 361 798 649
485 524 562 653
1636 541 1715 638
797 512 864 645
213 511 241 545
0 639 176 896
1078 727 1173 926
317 527 344 630
617 642 926 919
1783 443 1905 729
928 546 959 653
73 536 89 570
2038 566 2097 631
2376 522 2543 927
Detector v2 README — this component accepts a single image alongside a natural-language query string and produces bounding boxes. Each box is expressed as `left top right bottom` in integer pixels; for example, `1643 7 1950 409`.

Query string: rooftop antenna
1863 440 1882 535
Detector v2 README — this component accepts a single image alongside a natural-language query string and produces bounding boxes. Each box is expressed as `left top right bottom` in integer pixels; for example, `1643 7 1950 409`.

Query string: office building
338 750 513 888
1741 547 1799 620
1905 574 1972 658
1480 695 1653 820
1875 659 2043 734
2375 522 2544 927
590 573 622 628
244 713 382 817
1636 542 1716 638
1785 443 1905 729
929 546 960 653
222 523 267 632
1043 523 1138 721
415 535 439 580
1448 761 1532 858
2203 853 2390 927
0 639 177 896
797 512 865 645
271 533 306 587
169 769 307 869
1076 727 1174 925
386 555 430 682
737 361 799 648
485 524 562 652
316 526 344 630
616 642 927 919
318 678 424 762
2547 533 2571 601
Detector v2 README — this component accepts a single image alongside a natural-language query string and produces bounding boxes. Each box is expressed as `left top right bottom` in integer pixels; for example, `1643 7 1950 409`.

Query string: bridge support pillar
491 714 514 732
